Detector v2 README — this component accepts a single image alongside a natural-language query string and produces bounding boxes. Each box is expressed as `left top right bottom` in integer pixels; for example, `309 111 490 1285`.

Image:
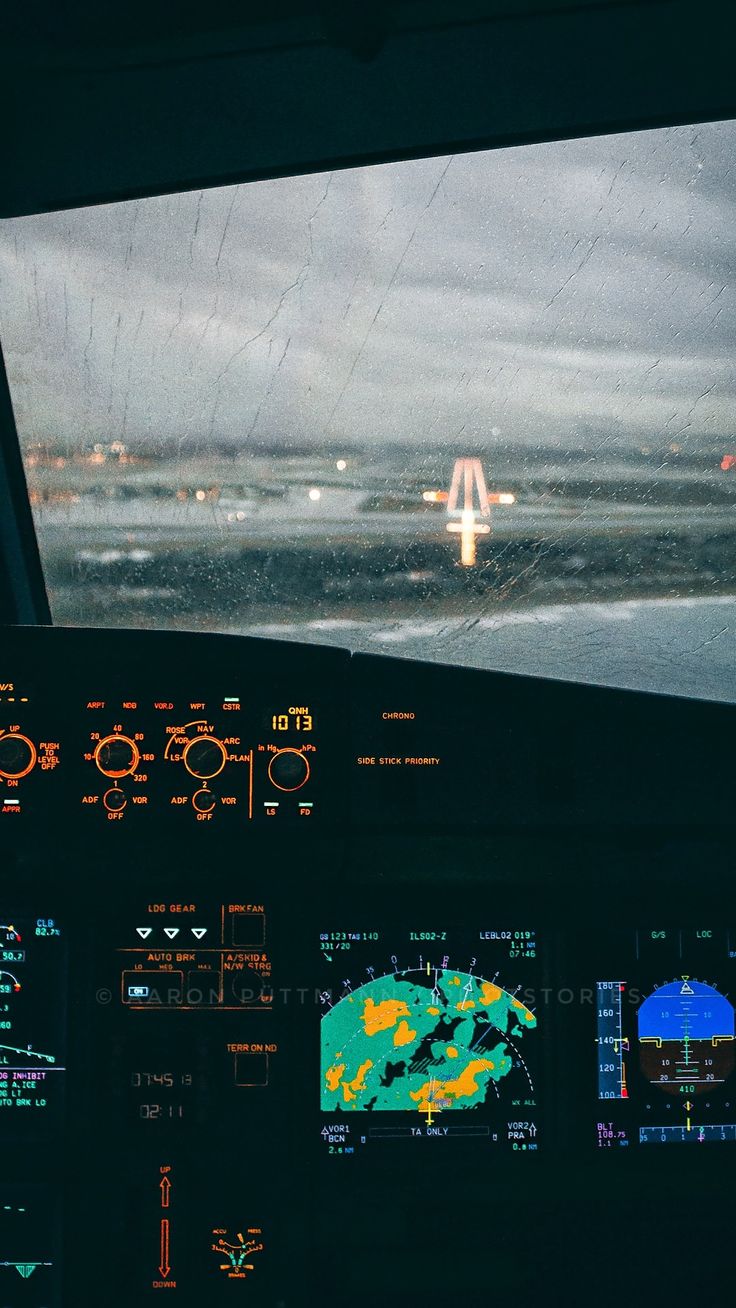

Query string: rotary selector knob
268 748 310 792
0 733 37 780
183 736 227 780
103 787 127 813
192 789 216 814
94 734 140 779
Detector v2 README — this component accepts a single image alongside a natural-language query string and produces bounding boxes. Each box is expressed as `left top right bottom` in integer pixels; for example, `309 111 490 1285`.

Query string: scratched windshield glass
1 120 735 699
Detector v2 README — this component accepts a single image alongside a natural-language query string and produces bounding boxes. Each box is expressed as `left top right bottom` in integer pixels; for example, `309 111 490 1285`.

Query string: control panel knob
192 788 216 814
268 748 310 792
0 732 37 780
183 736 227 780
94 734 140 779
103 787 127 813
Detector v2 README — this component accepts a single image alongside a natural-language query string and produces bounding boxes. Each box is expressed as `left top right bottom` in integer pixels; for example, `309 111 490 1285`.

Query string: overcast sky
0 119 734 455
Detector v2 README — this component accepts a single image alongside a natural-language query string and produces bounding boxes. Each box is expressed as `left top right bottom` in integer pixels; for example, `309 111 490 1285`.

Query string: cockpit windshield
1 119 734 699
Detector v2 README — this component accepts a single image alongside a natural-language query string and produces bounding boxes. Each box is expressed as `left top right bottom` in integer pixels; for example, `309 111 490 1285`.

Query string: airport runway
37 493 736 548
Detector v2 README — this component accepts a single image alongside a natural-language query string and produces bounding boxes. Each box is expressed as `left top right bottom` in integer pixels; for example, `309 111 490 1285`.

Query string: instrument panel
1 625 734 1306
592 927 736 1148
0 635 340 827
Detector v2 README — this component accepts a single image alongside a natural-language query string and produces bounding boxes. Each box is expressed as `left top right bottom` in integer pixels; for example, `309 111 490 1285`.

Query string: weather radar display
319 923 539 1155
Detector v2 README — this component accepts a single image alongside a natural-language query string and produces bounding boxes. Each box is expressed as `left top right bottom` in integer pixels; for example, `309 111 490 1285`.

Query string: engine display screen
318 921 540 1155
0 915 66 1129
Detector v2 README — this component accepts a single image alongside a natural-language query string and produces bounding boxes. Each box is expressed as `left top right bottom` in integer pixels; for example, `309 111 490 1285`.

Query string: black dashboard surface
1 623 735 1306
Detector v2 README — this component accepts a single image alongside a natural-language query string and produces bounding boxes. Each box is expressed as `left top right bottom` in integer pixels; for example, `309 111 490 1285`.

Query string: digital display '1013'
271 709 313 731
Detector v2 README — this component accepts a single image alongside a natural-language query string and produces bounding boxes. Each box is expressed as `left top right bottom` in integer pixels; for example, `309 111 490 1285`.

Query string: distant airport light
195 489 206 501
447 511 491 566
721 454 736 471
447 516 492 533
444 456 514 567
335 459 348 471
308 488 321 501
422 490 449 503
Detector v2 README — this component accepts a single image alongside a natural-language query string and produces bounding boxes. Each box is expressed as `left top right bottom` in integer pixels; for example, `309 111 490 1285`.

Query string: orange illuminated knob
103 787 127 813
192 789 216 814
94 734 140 778
0 732 37 780
183 736 227 780
268 748 310 792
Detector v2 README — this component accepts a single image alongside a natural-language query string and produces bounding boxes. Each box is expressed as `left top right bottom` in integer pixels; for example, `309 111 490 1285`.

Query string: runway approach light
308 488 321 501
422 489 449 503
445 457 515 566
336 459 348 471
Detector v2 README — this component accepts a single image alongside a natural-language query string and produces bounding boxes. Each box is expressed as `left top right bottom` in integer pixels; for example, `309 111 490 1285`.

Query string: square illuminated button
234 1052 269 1086
123 970 184 1005
186 969 220 1004
231 912 265 947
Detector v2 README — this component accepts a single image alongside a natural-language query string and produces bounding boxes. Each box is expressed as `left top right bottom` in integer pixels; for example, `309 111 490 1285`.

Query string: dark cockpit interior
1 3 735 1304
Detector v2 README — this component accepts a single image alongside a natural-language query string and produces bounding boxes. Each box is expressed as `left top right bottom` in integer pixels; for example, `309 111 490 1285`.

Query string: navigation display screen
318 921 540 1155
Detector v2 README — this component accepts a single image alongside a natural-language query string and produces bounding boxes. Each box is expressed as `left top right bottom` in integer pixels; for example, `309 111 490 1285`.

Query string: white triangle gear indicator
192 928 207 940
163 927 180 940
136 927 152 939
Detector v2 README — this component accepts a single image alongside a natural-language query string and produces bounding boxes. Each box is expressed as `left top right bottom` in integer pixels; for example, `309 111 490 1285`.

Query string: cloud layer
0 119 734 454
